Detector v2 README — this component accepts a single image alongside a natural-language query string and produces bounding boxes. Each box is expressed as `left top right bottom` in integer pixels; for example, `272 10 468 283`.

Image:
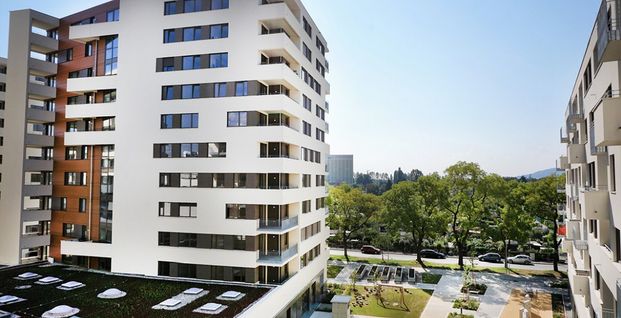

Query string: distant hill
516 168 563 180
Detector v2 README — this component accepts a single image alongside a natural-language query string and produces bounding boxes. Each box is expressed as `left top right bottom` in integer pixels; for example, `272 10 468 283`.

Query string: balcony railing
258 215 298 231
589 123 608 155
259 244 298 263
595 0 621 66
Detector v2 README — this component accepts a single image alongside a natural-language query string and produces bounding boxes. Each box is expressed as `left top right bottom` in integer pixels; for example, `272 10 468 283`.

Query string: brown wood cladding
50 0 119 260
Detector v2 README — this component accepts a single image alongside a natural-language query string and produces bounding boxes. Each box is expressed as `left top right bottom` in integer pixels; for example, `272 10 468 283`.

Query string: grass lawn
349 286 432 318
421 273 442 284
330 255 417 267
327 265 344 278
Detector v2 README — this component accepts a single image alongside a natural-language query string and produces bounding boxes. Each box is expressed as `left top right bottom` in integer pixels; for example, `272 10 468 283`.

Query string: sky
0 1 600 177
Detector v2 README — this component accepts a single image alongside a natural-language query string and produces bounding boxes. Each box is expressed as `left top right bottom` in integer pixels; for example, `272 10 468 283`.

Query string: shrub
460 283 487 294
453 298 480 311
448 313 475 318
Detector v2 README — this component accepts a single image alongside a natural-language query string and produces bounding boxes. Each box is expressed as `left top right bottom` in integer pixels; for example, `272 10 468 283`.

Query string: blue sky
0 1 599 176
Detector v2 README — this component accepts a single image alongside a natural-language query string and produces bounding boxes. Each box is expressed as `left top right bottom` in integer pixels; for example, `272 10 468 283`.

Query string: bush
327 265 343 278
461 283 487 294
453 298 480 310
448 313 474 318
550 279 569 288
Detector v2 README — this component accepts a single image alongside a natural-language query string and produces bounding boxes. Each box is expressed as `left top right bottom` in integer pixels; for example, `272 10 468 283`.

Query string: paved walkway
420 273 466 318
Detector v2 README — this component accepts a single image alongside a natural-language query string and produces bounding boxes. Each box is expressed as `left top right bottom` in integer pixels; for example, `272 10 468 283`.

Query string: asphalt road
330 248 568 272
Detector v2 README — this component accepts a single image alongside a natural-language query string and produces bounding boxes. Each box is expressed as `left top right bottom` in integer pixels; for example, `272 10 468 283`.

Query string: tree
382 174 448 265
327 184 382 262
484 179 534 268
393 168 407 184
523 175 566 271
372 232 394 262
444 162 494 270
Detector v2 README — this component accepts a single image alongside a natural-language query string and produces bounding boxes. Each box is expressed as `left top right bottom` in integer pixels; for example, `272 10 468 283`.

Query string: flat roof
0 262 272 317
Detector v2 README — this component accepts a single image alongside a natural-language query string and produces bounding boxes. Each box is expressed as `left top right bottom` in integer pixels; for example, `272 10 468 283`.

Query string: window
182 84 200 99
303 95 312 111
164 29 176 43
209 24 229 39
106 9 119 22
303 17 312 36
209 53 228 68
159 202 197 217
302 200 311 213
181 143 199 157
316 128 325 142
64 172 87 186
0 101 4 110
182 55 201 70
612 155 617 192
65 146 79 160
181 113 199 128
102 117 115 131
59 197 67 211
104 36 118 75
0 83 5 92
161 57 174 71
227 112 248 127
316 60 325 77
316 175 325 186
303 121 311 136
103 90 116 103
183 27 202 41
211 0 229 10
159 144 172 158
208 143 226 157
164 1 177 15
180 173 198 187
303 174 311 187
316 36 325 56
583 61 592 93
214 82 227 97
184 0 201 13
303 43 312 61
78 198 87 212
84 42 93 57
235 81 248 96
66 48 73 62
316 106 325 120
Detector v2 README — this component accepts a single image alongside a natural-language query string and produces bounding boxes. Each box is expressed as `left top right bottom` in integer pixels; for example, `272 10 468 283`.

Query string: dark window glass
106 9 119 22
84 42 93 57
164 29 176 43
164 1 177 15
104 36 118 75
214 83 227 97
184 0 201 13
183 27 201 41
209 53 228 68
161 115 173 129
162 86 174 100
182 55 201 70
209 24 229 39
235 81 248 96
211 0 229 10
181 84 200 99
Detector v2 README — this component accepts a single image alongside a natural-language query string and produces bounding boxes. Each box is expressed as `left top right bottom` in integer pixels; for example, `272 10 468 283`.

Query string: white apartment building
0 1 331 317
561 0 621 317
327 154 353 185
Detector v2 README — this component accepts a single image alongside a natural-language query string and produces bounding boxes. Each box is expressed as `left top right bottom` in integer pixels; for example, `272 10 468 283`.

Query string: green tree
372 232 394 262
444 162 494 269
483 178 534 268
523 175 566 271
382 174 448 265
327 184 382 262
408 169 424 182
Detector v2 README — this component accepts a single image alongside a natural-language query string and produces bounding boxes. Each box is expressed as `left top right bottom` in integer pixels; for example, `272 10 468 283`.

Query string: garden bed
452 297 480 311
421 273 442 284
448 313 474 318
460 283 487 295
327 265 343 278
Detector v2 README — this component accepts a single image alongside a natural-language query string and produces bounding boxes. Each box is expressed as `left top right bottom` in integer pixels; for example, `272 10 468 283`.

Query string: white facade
561 0 621 317
327 154 353 185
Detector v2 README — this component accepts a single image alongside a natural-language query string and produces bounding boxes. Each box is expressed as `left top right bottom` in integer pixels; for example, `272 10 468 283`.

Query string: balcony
30 32 58 54
595 0 621 66
64 130 116 146
566 102 583 124
25 133 54 147
20 234 50 249
29 57 57 76
66 101 118 119
69 21 120 42
67 76 117 93
560 127 569 144
22 209 51 222
568 144 586 163
23 184 52 197
558 155 569 170
593 96 621 146
258 244 298 265
572 268 590 296
580 188 611 220
258 215 298 233
24 158 53 171
28 82 56 100
61 239 113 258
26 107 55 123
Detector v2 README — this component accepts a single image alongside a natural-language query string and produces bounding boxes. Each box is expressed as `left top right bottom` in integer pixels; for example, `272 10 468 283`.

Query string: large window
164 1 176 15
235 81 248 96
103 90 116 103
182 55 201 70
303 95 312 111
303 43 312 61
159 202 197 217
64 172 87 186
227 112 248 127
104 36 118 75
162 86 174 100
211 0 229 10
209 53 228 68
184 0 201 13
181 143 199 157
303 17 312 36
161 113 199 129
182 84 200 99
209 24 229 39
106 8 119 22
214 83 227 97
164 29 176 43
183 27 202 41
303 121 311 136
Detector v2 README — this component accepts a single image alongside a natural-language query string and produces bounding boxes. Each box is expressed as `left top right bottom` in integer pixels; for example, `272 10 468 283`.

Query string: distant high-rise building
327 154 353 185
0 1 331 316
560 0 621 316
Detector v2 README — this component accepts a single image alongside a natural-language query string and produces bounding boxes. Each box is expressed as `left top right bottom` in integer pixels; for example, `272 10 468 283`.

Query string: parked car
419 249 446 259
360 245 381 255
478 253 502 263
507 254 532 265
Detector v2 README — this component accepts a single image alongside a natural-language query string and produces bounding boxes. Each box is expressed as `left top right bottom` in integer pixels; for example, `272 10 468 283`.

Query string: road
330 248 567 272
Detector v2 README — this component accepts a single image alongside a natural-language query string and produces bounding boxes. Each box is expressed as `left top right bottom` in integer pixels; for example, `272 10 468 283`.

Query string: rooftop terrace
0 262 272 317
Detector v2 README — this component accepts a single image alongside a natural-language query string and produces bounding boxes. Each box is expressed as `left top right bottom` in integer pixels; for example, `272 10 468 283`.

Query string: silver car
507 254 532 265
